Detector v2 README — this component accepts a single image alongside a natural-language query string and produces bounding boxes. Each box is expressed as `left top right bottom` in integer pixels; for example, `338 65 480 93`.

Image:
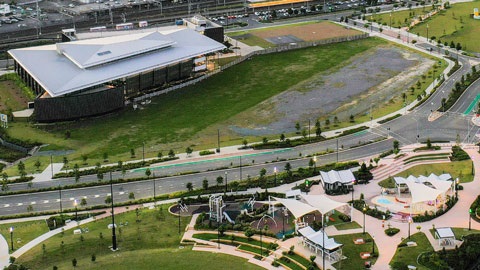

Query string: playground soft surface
16 207 262 270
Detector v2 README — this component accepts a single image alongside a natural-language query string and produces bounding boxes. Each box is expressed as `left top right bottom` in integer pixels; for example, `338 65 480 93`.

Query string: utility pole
110 171 117 251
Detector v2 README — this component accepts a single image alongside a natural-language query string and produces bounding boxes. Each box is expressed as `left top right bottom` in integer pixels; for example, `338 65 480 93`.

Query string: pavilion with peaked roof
9 28 225 122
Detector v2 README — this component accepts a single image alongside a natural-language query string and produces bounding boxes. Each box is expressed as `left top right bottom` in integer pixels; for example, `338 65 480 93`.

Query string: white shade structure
300 194 348 215
404 181 443 204
271 197 318 219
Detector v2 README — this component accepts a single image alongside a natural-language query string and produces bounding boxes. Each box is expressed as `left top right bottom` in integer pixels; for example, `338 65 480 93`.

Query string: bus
115 23 134 30
90 26 107 32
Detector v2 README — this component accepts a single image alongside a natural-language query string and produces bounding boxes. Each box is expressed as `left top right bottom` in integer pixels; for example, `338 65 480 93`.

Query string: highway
0 13 479 216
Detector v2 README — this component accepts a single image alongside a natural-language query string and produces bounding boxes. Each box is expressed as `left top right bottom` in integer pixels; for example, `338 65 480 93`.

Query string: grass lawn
36 247 263 270
238 244 270 256
335 221 362 230
331 233 377 270
394 160 474 183
0 220 50 250
16 205 192 269
389 232 433 270
428 227 480 240
279 256 304 270
379 160 474 188
410 1 480 52
4 38 388 175
369 7 432 28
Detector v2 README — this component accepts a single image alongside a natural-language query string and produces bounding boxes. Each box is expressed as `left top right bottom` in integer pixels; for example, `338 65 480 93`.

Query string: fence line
130 33 369 104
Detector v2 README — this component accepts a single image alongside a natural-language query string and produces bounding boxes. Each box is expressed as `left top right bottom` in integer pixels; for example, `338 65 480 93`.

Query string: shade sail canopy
300 194 347 215
405 181 443 204
272 197 318 219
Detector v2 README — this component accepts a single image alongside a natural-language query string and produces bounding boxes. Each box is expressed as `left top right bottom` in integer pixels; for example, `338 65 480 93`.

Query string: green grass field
4 38 391 175
412 1 480 52
16 206 190 269
389 232 433 270
0 220 49 250
394 160 474 183
335 221 362 230
379 160 474 188
373 1 480 52
332 233 377 270
369 7 432 28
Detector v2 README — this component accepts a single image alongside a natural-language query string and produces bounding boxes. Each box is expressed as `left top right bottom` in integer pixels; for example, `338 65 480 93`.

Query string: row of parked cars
0 15 24 25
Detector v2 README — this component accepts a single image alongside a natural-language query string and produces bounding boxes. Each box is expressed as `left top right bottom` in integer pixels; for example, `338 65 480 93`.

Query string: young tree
349 114 355 123
34 159 41 171
216 176 223 186
128 192 135 200
202 178 209 190
145 168 151 178
103 152 108 162
186 182 193 192
168 149 175 158
157 151 163 158
280 133 285 142
17 161 25 175
80 198 87 207
72 258 77 268
242 139 248 147
393 140 400 152
91 254 96 262
130 148 136 158
295 122 301 134
105 196 112 204
260 168 267 178
186 147 193 156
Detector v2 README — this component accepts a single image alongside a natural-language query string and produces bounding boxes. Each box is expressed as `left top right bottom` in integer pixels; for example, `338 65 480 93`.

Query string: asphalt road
1 13 479 216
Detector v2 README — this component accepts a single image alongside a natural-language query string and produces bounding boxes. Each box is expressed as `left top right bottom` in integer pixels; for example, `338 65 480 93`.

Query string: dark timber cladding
125 60 193 98
35 88 124 122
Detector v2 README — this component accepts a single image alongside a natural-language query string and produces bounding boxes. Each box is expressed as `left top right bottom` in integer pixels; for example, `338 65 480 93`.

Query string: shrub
199 150 215 156
450 145 470 161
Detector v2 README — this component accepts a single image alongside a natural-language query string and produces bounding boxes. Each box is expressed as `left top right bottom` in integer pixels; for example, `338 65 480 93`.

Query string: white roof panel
320 170 355 185
9 28 225 97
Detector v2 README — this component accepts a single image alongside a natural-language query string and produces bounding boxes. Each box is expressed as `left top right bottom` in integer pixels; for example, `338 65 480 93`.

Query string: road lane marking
17 203 23 206
31 202 36 205
43 200 49 203
4 204 9 207
119 192 125 195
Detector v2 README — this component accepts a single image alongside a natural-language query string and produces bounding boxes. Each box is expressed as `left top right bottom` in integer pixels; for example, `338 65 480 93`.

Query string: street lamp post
260 227 263 257
408 215 412 239
74 199 78 221
9 227 13 251
372 235 375 254
224 171 228 194
239 156 242 182
469 208 473 230
109 171 117 251
58 182 63 214
322 218 325 270
426 24 429 42
389 12 392 29
313 155 317 173
274 167 277 187
351 180 355 222
153 178 156 205
363 205 367 234
142 141 145 163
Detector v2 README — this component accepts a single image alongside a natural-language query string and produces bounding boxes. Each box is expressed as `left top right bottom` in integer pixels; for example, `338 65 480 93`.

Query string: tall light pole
408 215 412 239
260 226 263 257
59 181 63 214
426 24 429 42
372 235 375 254
389 12 392 29
239 156 242 182
351 180 355 222
9 227 13 251
274 167 277 187
74 199 78 221
109 171 117 251
153 178 156 205
142 141 145 164
313 155 317 173
363 205 367 234
224 171 228 194
322 218 325 270
469 208 473 231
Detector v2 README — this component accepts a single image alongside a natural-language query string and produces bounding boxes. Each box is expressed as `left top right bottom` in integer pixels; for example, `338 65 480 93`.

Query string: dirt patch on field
254 22 360 42
228 45 434 136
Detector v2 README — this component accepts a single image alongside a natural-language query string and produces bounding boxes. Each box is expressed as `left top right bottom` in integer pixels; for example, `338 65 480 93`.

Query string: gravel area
230 45 434 136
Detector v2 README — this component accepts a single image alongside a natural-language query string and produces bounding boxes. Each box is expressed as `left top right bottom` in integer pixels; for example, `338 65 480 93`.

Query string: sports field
228 21 361 47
